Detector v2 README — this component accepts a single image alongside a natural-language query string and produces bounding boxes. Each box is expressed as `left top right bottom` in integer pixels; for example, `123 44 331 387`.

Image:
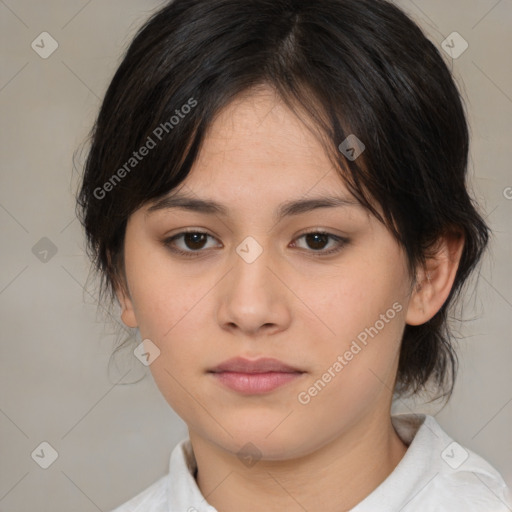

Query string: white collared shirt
109 414 511 512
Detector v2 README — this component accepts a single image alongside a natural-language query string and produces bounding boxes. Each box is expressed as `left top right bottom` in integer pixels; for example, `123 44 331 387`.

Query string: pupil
185 233 206 250
307 233 327 250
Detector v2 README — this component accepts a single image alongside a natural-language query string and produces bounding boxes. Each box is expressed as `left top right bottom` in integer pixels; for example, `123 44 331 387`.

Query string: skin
117 85 464 512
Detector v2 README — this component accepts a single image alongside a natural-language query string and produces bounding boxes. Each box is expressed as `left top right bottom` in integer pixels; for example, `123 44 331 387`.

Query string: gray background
0 0 511 510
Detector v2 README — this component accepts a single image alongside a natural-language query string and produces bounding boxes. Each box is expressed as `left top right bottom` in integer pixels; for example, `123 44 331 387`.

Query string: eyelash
162 229 349 258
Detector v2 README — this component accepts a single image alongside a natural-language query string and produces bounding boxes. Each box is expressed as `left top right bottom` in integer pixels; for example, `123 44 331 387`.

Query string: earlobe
116 283 138 328
405 232 465 326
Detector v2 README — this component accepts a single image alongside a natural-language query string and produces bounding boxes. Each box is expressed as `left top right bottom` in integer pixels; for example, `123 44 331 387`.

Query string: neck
190 412 408 512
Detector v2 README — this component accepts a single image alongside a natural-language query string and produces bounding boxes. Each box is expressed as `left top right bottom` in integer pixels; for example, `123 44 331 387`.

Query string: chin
207 421 313 461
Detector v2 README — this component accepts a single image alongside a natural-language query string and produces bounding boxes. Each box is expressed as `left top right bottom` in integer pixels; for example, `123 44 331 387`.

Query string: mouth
208 357 306 394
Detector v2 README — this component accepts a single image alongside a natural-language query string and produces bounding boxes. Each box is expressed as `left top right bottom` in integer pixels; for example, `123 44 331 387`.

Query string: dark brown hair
77 0 490 398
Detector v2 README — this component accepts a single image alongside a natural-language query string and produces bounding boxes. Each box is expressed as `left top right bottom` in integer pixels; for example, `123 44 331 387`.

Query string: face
119 86 417 460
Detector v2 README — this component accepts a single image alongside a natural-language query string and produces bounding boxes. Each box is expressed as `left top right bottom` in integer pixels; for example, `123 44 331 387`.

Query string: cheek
124 250 216 363
133 289 212 421
124 243 205 338
304 255 408 394
296 306 406 433
317 262 406 340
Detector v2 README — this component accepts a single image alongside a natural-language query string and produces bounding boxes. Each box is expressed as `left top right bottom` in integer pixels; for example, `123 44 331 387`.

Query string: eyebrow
147 192 363 222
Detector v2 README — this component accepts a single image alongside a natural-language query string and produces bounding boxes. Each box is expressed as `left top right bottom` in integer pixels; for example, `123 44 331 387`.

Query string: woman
77 0 511 510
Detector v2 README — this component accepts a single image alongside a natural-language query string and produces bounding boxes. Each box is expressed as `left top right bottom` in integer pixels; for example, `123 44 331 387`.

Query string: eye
162 230 349 258
163 230 221 257
291 231 348 255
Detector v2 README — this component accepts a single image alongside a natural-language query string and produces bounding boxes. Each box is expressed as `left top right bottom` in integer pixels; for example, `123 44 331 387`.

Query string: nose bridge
219 217 277 279
216 234 291 334
230 234 277 303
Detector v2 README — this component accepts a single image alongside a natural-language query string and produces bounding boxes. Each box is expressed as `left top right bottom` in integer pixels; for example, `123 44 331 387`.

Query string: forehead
184 86 348 197
142 86 382 228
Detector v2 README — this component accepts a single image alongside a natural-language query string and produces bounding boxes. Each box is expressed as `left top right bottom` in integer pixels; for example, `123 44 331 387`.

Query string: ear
405 231 465 326
115 280 138 328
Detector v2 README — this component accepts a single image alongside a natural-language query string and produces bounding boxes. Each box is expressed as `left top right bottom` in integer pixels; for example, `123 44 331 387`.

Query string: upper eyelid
167 228 340 240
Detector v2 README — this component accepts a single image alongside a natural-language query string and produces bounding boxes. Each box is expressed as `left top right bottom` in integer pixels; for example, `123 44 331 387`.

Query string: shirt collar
167 436 218 512
166 414 450 512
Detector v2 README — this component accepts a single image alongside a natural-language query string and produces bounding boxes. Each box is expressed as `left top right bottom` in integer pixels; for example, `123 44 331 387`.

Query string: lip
208 357 305 394
209 357 303 374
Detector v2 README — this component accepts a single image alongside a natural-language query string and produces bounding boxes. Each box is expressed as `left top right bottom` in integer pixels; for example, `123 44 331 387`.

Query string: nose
216 238 292 337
